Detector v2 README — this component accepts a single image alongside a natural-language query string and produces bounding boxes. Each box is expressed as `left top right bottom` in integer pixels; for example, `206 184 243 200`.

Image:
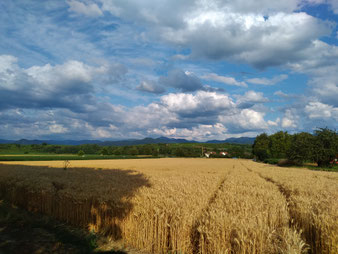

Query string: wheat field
0 158 337 253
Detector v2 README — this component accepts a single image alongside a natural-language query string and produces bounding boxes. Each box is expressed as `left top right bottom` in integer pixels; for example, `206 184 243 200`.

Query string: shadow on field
0 163 151 252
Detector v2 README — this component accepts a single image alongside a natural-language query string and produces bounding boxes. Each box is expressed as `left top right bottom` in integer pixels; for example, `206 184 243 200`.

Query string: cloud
0 87 274 140
136 80 166 94
1 1 337 140
149 123 228 141
0 55 127 112
267 118 280 126
102 1 331 69
308 74 338 107
236 90 269 108
246 74 288 85
220 109 269 133
67 0 103 17
0 3 104 65
49 123 68 134
160 91 234 117
159 69 204 92
274 90 289 98
97 63 128 84
328 0 338 14
202 73 247 87
284 40 338 107
305 101 338 120
281 109 299 129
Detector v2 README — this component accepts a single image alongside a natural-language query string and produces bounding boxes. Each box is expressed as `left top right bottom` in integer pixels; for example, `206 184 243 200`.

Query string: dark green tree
252 133 270 161
287 132 314 165
269 131 291 158
100 147 109 155
312 128 338 167
128 147 139 156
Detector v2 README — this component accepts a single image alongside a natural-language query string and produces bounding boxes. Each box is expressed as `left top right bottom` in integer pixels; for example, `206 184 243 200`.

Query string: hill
0 136 255 146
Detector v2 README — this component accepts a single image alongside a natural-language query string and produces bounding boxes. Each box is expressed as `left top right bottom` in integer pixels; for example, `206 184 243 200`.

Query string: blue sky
0 0 337 141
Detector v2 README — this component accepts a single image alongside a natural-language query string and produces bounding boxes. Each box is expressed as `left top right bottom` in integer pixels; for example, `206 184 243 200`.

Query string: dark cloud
0 55 127 113
136 80 166 94
159 69 204 92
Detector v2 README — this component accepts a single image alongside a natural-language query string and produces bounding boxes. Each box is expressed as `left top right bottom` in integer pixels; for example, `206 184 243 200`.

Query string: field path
241 160 338 254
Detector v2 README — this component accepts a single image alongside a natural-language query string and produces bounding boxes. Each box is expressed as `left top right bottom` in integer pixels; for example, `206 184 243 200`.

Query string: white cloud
246 74 288 85
149 123 228 141
67 0 103 17
102 1 331 69
329 0 338 14
220 108 268 132
161 91 234 116
274 90 288 98
202 73 247 87
267 118 280 126
236 90 269 108
281 109 298 129
309 75 338 107
49 123 68 134
0 55 20 91
26 60 93 87
305 101 338 120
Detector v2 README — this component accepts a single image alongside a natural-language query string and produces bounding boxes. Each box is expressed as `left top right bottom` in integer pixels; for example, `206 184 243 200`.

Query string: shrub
277 159 300 167
77 150 85 157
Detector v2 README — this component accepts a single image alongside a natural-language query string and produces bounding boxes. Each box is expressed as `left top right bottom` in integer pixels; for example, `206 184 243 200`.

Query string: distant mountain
101 137 193 146
0 139 15 144
0 136 255 146
207 137 256 145
0 139 102 145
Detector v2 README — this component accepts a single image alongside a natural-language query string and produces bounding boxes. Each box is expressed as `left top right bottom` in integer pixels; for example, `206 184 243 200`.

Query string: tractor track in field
190 170 230 254
239 161 315 253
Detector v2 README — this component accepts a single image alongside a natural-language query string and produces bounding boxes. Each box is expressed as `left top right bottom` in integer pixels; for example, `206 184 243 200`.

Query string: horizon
0 1 337 141
0 136 256 142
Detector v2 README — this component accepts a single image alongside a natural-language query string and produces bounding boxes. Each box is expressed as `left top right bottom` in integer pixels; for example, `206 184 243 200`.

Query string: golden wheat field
0 158 337 254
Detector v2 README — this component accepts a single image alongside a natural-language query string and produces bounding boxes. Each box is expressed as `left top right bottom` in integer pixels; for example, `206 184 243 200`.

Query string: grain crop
242 160 338 254
0 158 337 253
195 163 307 254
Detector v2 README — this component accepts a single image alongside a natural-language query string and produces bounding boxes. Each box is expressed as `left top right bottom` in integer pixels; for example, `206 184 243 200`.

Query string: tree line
252 128 338 167
0 142 253 159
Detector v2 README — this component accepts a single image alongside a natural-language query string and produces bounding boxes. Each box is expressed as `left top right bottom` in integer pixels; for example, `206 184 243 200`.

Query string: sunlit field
0 158 337 253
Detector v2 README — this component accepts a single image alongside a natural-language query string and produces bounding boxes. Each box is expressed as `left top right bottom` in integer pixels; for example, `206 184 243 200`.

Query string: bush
77 150 85 157
277 159 301 167
263 158 280 165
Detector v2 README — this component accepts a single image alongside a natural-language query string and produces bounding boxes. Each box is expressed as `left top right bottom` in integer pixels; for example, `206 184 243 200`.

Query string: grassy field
0 158 337 253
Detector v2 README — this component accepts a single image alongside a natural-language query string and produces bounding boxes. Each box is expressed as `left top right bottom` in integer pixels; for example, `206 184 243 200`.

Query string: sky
0 0 337 141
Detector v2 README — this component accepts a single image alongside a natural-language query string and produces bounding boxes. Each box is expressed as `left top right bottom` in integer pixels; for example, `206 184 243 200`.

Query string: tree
312 128 338 167
252 133 270 161
269 131 291 158
77 150 85 157
287 132 314 165
100 147 109 155
128 147 139 156
112 147 122 155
